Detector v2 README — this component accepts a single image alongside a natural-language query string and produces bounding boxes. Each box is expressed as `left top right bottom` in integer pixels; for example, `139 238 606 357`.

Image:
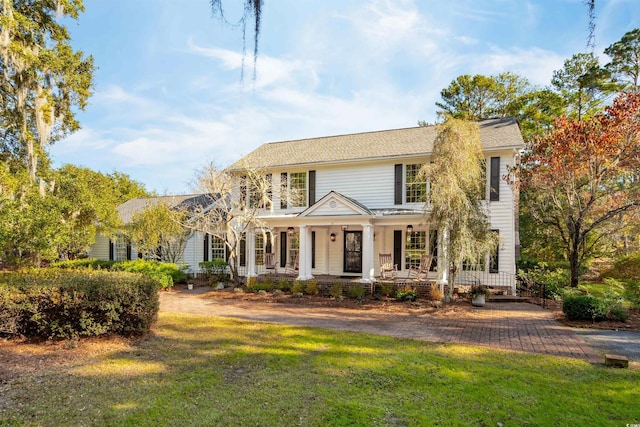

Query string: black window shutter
224 244 229 262
311 231 316 269
490 157 500 201
203 234 209 262
126 242 132 260
393 230 402 271
280 231 287 267
430 230 438 271
239 237 246 267
394 164 403 205
280 173 288 209
265 232 272 253
309 170 316 206
490 230 499 273
109 241 114 261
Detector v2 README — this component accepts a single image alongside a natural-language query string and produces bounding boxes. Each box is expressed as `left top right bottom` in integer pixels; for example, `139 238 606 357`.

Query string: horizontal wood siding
88 234 111 261
485 152 517 274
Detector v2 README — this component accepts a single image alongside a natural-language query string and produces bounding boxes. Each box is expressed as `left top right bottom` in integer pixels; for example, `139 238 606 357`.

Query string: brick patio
160 288 600 362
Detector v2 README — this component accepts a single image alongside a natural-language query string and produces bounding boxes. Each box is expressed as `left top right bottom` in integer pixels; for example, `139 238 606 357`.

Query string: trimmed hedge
53 258 188 289
562 295 607 321
0 269 161 338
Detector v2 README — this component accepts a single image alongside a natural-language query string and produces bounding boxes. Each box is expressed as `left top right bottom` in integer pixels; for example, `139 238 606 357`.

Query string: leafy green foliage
346 284 366 301
562 295 607 320
604 28 640 92
601 252 640 282
329 281 343 298
395 285 418 302
0 269 160 338
304 280 319 295
291 281 305 294
52 259 187 289
130 202 189 263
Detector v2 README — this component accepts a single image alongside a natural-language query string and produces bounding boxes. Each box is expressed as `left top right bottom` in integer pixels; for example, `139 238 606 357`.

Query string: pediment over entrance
298 191 372 217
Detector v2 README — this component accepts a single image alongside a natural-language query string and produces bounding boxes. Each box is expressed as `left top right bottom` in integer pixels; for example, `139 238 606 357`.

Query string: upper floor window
405 164 427 204
280 172 307 209
289 172 307 207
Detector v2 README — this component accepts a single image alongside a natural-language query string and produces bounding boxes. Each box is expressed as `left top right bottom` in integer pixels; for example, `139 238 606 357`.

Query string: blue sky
49 0 640 195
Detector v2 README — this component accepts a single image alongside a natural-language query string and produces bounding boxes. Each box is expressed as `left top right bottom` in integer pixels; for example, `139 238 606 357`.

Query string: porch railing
456 270 517 295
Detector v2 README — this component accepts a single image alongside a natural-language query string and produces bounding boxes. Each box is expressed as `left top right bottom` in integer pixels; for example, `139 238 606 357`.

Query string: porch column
297 225 308 280
437 226 449 294
324 229 331 274
360 224 374 283
246 227 257 278
305 226 313 279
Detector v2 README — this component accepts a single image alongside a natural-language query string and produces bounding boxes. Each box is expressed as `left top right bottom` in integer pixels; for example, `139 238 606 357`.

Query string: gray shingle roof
117 194 217 224
228 117 524 171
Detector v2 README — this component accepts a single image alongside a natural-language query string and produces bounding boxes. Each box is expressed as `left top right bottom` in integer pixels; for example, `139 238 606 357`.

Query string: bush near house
0 269 160 338
53 258 188 289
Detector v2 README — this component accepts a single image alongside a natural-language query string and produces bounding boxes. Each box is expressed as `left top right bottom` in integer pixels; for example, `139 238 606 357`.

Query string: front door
344 231 362 273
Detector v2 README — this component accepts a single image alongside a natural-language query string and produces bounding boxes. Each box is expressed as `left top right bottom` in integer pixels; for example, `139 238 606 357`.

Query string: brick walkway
159 289 600 362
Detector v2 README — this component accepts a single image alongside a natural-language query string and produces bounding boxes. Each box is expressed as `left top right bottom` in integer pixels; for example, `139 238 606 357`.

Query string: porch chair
408 254 433 281
264 252 277 274
379 253 397 280
285 253 299 275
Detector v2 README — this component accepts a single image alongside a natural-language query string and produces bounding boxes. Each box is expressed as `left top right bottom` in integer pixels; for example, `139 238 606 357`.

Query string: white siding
88 234 111 260
181 231 204 274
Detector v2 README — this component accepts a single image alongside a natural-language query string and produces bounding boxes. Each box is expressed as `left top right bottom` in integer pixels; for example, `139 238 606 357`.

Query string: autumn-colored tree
520 92 640 287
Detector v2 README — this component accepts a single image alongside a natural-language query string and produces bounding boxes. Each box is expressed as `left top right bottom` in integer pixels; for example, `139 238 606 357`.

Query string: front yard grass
1 312 639 426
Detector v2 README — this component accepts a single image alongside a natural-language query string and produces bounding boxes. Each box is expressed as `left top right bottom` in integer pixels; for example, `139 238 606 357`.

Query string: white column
246 227 257 278
360 224 374 283
324 229 331 274
305 226 314 280
297 225 307 281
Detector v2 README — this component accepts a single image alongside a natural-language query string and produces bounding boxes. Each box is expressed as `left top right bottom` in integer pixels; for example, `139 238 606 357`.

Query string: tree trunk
569 238 580 287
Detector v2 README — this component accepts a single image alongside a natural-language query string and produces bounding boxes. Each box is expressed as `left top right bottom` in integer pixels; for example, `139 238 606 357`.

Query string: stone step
488 295 530 303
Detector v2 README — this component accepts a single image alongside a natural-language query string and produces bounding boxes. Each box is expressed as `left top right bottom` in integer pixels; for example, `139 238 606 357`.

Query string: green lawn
2 312 639 426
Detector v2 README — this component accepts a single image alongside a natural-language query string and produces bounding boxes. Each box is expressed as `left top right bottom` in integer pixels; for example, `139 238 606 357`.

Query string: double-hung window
405 164 427 204
280 172 307 208
211 236 226 261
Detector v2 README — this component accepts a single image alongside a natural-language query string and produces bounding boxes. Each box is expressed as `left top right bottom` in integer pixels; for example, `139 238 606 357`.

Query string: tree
551 53 615 121
604 28 640 92
187 162 274 285
130 202 190 263
0 0 94 183
420 118 498 302
51 165 149 260
520 92 640 287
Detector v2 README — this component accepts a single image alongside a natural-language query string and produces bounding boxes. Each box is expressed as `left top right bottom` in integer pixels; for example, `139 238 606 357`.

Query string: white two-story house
90 118 524 293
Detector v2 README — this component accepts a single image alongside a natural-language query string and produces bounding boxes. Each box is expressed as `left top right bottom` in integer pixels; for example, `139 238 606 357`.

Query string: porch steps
488 295 530 303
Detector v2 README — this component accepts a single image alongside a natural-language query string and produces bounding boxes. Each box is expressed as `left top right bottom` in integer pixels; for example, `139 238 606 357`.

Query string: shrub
199 259 229 283
378 283 394 297
426 285 443 301
601 252 640 282
277 279 292 292
291 281 305 294
247 278 274 292
562 295 607 321
54 258 187 289
623 281 640 309
0 269 160 338
347 284 366 301
607 304 629 322
396 285 417 302
329 281 343 298
304 280 319 295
